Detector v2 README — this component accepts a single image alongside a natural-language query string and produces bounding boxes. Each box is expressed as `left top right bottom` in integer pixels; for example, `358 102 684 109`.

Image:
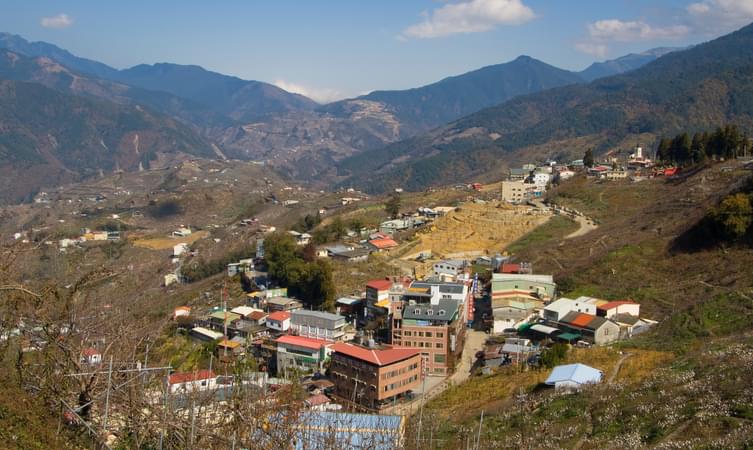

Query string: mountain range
0 30 698 202
335 23 753 193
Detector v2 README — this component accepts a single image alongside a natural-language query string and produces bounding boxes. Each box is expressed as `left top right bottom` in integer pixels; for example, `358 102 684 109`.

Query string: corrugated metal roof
545 363 602 386
530 324 559 335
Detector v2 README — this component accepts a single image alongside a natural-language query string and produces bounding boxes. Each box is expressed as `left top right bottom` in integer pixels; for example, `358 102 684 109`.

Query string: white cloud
575 18 689 58
574 42 608 58
40 13 73 29
401 0 535 39
687 0 753 33
587 19 690 42
273 80 343 104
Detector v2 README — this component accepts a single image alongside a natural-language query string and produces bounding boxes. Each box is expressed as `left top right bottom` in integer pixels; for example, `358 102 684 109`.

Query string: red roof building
596 300 640 318
366 279 393 292
249 310 267 321
500 263 520 274
168 369 216 386
267 311 291 322
276 335 331 351
329 343 422 409
330 342 420 367
305 393 332 408
368 238 399 251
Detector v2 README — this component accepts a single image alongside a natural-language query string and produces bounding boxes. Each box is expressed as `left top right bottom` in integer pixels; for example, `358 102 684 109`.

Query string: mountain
0 33 318 123
113 63 319 122
336 22 753 193
579 47 683 82
0 32 118 80
324 56 584 136
0 79 213 203
0 49 232 129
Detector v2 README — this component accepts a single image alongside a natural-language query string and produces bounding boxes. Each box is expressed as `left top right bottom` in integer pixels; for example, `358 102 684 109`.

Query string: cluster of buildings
501 162 571 204
165 260 476 412
487 267 655 348
58 227 121 251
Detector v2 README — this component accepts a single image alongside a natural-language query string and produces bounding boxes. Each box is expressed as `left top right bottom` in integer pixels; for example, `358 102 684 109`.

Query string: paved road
385 329 487 416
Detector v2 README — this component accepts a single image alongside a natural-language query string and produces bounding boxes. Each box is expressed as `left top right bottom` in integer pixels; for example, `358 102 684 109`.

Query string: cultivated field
132 230 210 250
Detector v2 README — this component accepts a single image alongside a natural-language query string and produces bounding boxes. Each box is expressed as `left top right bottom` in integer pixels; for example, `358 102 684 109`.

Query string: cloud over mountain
40 13 73 29
401 0 534 39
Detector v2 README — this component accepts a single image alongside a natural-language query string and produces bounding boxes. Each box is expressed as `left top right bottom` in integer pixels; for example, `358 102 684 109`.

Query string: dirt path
565 215 598 239
608 352 632 383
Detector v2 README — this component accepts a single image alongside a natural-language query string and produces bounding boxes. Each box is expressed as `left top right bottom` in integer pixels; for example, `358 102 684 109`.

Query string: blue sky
1 0 752 102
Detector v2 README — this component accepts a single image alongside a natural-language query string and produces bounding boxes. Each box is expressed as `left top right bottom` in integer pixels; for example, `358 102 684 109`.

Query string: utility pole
103 356 113 432
475 410 484 450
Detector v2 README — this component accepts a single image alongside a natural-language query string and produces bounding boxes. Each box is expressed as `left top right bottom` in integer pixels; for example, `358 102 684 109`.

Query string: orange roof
267 311 291 322
567 313 595 328
249 311 267 321
331 342 420 366
218 339 241 349
305 394 331 407
276 335 331 351
597 300 638 311
168 369 215 385
367 279 393 291
175 306 191 311
369 238 398 249
82 347 100 357
500 263 520 274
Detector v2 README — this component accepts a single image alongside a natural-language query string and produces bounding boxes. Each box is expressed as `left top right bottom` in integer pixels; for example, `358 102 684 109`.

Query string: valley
1 13 753 450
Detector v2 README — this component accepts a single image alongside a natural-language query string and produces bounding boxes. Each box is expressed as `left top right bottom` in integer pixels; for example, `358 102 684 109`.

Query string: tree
349 218 365 235
540 343 569 369
583 148 594 168
385 193 401 219
710 193 753 239
656 137 671 162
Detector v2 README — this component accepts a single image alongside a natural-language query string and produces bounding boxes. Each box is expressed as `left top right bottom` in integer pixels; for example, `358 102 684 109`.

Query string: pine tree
385 192 401 219
583 148 595 168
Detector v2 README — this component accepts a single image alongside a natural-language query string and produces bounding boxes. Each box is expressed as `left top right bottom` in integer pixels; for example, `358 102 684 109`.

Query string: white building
173 243 189 257
432 259 467 281
168 370 217 394
542 298 597 322
532 172 551 188
172 228 192 238
291 310 347 341
288 231 311 246
266 311 292 331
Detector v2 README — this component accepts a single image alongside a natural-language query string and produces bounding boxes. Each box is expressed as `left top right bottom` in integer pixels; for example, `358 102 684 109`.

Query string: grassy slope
408 163 753 449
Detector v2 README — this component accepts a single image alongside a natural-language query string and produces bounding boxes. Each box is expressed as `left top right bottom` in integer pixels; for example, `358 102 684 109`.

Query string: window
437 332 444 338
425 332 432 337
434 354 446 363
436 343 443 348
438 310 445 316
427 310 434 316
414 309 420 315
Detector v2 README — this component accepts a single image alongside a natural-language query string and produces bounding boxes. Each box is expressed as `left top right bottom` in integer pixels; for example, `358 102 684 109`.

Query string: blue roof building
292 411 405 450
545 363 603 390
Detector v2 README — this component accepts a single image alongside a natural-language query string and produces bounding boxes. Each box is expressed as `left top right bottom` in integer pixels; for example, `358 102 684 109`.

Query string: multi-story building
290 310 347 341
329 342 421 410
491 273 557 301
391 298 466 376
276 335 333 377
501 180 537 204
431 259 467 281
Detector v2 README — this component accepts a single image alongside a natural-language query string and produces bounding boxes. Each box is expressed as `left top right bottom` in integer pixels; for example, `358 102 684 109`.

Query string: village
53 147 675 446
